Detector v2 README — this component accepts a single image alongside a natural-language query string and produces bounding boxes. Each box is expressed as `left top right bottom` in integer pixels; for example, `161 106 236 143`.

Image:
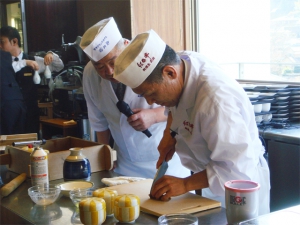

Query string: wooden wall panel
130 0 190 51
76 0 131 40
25 0 78 53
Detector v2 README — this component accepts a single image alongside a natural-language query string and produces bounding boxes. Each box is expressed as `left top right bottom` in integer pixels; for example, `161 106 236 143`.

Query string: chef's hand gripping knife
149 130 177 200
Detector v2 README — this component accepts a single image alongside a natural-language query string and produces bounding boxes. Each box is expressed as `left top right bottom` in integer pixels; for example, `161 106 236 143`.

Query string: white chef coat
83 61 190 179
169 51 270 215
12 51 64 73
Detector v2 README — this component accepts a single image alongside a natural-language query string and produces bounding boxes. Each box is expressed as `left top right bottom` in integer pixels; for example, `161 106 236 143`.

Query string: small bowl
262 114 272 122
69 188 94 207
253 104 262 113
262 103 271 112
57 181 94 197
255 115 263 123
28 184 61 206
158 213 198 225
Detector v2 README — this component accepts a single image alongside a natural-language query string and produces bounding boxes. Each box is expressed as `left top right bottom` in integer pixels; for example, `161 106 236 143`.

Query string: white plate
57 181 94 197
266 84 288 89
276 96 289 100
259 93 276 97
271 105 288 109
240 84 257 89
272 117 288 121
272 113 289 117
290 95 300 99
290 111 300 115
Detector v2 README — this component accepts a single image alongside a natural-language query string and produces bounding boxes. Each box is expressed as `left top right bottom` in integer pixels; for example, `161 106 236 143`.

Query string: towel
101 176 146 186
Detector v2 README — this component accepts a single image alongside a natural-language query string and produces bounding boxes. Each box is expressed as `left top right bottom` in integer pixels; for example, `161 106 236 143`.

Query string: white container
93 188 118 216
158 213 198 225
253 104 262 113
225 180 260 224
44 65 52 79
114 194 140 223
261 103 271 112
79 197 106 225
30 147 49 186
255 115 263 123
33 70 41 84
262 114 272 122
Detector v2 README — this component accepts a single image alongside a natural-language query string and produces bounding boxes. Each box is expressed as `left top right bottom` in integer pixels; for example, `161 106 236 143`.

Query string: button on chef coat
169 51 270 215
83 62 190 179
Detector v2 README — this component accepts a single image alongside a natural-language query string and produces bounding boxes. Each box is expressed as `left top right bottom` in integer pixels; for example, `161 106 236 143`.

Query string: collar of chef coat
170 52 199 131
177 52 198 110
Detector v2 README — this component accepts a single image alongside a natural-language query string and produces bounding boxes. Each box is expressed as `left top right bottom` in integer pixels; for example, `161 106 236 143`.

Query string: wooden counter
40 118 79 139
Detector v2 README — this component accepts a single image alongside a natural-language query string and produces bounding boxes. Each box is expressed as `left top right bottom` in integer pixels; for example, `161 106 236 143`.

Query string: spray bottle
13 140 48 186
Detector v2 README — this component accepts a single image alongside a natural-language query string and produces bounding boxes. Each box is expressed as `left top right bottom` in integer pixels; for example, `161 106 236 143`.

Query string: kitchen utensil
150 160 168 194
69 188 94 207
79 197 106 225
63 147 91 180
158 213 198 225
57 180 94 197
0 173 27 197
107 179 221 216
93 188 118 216
114 194 140 223
28 184 61 206
225 180 260 224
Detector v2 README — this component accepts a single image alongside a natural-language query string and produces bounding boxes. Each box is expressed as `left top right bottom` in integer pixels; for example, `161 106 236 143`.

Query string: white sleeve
82 62 109 132
201 94 263 196
12 59 27 72
47 51 64 72
35 52 64 73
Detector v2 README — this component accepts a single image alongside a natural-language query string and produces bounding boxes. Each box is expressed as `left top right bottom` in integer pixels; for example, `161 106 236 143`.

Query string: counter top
259 122 300 144
1 165 300 224
0 166 227 224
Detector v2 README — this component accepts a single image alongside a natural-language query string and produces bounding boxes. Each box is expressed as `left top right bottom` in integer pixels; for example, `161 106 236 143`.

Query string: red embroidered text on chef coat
183 120 194 135
137 53 155 71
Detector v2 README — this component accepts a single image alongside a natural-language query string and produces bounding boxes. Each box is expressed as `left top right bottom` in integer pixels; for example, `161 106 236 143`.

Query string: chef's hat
80 17 122 62
114 29 166 88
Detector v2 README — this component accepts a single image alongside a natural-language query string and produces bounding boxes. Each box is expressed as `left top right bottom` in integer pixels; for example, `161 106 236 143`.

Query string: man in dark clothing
0 49 26 134
0 26 64 135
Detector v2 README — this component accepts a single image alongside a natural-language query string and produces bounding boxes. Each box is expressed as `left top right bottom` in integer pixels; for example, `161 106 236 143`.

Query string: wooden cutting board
107 179 221 216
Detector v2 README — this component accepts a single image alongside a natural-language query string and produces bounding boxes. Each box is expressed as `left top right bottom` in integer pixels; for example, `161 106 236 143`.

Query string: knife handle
170 130 177 138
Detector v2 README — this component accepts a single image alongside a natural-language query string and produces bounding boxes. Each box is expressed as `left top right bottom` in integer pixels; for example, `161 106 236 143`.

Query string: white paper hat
114 29 166 88
80 17 122 61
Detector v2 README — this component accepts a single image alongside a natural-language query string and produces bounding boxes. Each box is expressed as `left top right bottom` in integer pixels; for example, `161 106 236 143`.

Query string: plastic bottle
30 146 49 186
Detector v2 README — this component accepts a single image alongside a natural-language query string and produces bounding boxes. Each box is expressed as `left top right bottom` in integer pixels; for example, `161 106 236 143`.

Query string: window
195 0 300 83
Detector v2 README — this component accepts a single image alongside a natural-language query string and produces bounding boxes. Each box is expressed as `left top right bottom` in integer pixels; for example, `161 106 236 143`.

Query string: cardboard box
3 136 117 181
0 133 37 150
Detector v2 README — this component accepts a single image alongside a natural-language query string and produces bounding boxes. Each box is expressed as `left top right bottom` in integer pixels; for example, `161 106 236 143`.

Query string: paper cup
225 180 260 224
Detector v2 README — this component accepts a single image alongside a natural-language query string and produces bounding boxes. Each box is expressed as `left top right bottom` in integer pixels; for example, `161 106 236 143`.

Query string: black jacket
0 50 26 135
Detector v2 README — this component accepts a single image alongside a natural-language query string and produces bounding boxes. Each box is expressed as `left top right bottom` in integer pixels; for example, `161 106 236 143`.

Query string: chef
113 29 270 215
79 18 190 179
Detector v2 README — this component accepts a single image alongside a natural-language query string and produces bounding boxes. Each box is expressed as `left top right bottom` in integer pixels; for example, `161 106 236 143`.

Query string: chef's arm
129 106 167 131
184 170 209 191
152 107 167 123
96 129 111 145
156 111 176 168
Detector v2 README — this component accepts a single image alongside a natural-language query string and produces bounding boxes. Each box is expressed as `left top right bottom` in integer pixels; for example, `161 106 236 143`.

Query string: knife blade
150 160 168 192
150 130 177 194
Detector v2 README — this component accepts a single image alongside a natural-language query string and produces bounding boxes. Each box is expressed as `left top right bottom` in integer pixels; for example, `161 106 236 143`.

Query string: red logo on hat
137 52 155 71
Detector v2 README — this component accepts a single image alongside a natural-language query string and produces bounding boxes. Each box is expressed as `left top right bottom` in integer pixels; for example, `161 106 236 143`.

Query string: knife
150 130 177 194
